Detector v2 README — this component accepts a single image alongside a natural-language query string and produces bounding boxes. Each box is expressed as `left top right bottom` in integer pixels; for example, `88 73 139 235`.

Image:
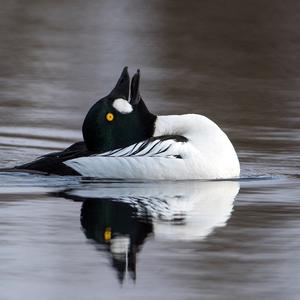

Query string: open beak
110 66 130 100
130 69 141 105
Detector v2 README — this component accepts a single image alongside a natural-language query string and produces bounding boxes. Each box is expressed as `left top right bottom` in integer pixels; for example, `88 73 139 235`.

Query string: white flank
153 114 240 178
112 98 133 114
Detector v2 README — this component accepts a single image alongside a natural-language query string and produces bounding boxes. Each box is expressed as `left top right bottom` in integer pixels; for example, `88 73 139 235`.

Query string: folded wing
98 135 188 158
64 136 190 179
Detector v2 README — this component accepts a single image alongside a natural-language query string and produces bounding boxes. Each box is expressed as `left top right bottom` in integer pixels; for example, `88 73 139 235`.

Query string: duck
8 67 240 179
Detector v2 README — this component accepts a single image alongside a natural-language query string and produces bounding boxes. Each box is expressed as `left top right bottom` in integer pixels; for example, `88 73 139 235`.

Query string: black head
82 67 156 152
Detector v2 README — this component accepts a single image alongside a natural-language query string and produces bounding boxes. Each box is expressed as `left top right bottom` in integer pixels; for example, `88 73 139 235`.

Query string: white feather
112 98 133 114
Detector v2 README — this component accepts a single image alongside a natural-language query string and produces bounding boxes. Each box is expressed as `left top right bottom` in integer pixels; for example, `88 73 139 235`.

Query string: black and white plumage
97 135 187 158
64 114 240 179
8 67 240 179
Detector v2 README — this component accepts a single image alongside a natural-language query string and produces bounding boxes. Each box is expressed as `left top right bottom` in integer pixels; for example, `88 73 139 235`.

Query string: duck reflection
80 198 152 282
60 181 240 282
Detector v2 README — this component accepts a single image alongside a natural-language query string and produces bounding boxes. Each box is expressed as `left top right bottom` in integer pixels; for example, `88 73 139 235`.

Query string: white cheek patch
112 98 133 114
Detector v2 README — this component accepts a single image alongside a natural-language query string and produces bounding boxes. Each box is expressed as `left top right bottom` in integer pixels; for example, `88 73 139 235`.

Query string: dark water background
0 1 300 299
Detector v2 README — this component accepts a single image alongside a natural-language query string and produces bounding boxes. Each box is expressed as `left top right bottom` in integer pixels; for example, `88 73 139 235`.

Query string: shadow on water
55 180 240 283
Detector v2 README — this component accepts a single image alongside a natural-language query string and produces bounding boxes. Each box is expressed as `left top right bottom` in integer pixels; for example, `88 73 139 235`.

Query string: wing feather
96 135 187 158
63 135 190 179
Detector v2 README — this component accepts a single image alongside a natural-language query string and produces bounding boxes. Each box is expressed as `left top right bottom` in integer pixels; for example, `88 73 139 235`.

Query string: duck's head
82 67 156 152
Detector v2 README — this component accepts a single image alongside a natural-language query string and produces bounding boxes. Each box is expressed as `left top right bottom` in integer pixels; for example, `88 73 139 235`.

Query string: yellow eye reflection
104 227 112 241
105 112 114 122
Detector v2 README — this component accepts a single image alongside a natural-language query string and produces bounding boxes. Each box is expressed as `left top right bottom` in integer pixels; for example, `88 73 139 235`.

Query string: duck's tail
0 167 48 175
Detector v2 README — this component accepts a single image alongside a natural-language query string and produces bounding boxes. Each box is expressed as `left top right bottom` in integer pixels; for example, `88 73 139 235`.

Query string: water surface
0 1 300 299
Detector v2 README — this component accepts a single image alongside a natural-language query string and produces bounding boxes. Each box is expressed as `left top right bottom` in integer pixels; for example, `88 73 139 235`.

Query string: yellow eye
105 112 114 122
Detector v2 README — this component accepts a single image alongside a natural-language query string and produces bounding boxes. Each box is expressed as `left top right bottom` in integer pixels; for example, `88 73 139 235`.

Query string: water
0 1 300 299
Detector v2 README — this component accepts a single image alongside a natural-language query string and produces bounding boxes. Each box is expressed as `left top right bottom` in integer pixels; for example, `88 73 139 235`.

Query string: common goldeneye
8 67 240 179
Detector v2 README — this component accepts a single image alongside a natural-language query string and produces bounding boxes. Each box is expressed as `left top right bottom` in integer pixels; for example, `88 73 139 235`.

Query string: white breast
153 114 240 178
